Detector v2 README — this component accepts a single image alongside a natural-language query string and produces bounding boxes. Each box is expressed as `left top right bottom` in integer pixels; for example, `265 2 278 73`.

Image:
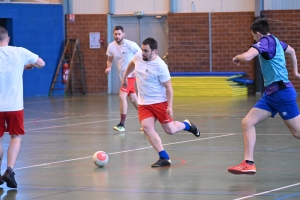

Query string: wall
168 13 210 72
65 14 108 94
168 12 254 78
264 0 300 10
211 12 254 77
0 3 64 97
175 0 255 12
262 10 300 92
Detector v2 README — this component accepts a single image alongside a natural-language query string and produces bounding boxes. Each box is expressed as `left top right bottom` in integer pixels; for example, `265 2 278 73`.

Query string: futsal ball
93 151 109 167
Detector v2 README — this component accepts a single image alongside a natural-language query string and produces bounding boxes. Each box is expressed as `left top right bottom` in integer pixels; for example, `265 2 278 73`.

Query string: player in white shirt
106 26 141 132
122 38 200 167
0 26 45 188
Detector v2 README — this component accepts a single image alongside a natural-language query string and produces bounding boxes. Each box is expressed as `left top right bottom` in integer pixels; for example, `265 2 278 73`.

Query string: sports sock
158 150 170 160
183 121 191 131
120 114 126 125
246 160 254 165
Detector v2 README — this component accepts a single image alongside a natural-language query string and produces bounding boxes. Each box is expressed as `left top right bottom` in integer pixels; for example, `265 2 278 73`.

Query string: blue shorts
254 87 300 120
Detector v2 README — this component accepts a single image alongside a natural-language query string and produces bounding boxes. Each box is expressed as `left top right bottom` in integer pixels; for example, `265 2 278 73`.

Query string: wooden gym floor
1 94 300 200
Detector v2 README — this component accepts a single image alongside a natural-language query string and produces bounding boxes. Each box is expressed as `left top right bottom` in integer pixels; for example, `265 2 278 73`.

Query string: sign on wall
89 32 100 49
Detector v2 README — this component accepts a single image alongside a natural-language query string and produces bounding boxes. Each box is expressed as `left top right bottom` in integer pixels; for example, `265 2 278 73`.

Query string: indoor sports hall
1 0 300 199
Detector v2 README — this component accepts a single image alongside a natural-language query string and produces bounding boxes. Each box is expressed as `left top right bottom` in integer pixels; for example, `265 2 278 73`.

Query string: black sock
246 160 254 165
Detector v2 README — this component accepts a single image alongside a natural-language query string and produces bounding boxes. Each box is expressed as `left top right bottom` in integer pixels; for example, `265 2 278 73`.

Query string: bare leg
128 93 138 110
242 108 270 161
284 114 300 139
161 121 185 135
141 117 164 152
7 134 21 169
119 91 128 115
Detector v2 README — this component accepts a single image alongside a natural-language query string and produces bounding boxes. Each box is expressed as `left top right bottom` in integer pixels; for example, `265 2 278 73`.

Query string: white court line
12 133 234 172
25 115 98 123
25 116 138 131
234 182 300 200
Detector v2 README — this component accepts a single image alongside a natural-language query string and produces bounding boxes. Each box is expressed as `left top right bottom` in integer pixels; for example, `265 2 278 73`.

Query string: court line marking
234 182 300 200
24 115 100 123
25 116 138 131
11 133 235 171
24 113 248 125
24 98 248 124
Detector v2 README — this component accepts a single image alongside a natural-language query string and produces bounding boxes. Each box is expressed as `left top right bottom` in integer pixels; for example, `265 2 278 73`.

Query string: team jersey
0 46 38 111
133 51 171 105
106 39 141 80
251 35 289 86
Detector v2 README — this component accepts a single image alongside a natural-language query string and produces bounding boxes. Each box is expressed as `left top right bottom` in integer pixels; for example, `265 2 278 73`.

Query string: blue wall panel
0 3 64 97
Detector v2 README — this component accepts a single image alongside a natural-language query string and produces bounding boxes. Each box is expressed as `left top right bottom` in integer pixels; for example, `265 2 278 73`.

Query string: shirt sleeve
158 63 171 83
131 42 141 54
132 51 140 64
106 43 113 57
21 47 38 64
280 41 288 51
251 36 276 60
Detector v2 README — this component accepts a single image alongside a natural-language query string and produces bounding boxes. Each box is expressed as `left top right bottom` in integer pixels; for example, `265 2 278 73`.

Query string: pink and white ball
93 151 109 167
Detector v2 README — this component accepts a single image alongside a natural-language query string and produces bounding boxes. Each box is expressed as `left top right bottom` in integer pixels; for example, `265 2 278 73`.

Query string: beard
143 57 148 61
115 36 124 44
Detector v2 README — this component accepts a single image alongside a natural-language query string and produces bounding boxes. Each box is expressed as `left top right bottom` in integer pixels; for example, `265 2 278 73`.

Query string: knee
118 94 126 101
292 131 300 139
242 117 252 130
164 128 176 135
142 125 151 135
130 97 137 104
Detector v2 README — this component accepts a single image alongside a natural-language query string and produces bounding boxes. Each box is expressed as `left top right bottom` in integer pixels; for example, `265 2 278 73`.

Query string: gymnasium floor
1 94 300 200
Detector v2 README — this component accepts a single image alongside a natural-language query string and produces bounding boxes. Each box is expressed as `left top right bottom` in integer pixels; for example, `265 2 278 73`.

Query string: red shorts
0 110 25 137
120 77 136 95
138 102 173 124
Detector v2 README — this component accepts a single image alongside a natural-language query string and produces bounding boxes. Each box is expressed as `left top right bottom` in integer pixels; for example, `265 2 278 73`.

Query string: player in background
106 26 141 132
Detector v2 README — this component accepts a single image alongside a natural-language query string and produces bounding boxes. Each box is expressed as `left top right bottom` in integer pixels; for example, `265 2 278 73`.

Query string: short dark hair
0 26 8 41
142 38 157 50
250 18 270 35
114 26 124 33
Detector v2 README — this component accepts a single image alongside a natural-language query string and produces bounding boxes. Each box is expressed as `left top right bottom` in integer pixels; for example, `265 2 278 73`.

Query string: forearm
290 56 298 75
285 46 299 76
106 60 112 69
233 52 252 62
123 61 135 80
165 87 173 107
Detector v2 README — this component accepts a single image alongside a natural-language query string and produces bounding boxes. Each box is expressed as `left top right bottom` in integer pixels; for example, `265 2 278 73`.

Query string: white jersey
133 51 171 105
0 46 38 111
106 39 141 80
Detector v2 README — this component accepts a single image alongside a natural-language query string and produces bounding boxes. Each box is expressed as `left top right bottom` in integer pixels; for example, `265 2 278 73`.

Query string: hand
105 67 111 75
24 63 35 70
122 78 128 88
232 56 240 65
166 106 173 119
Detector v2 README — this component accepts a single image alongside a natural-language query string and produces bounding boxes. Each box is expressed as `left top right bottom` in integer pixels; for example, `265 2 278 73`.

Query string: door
108 16 168 94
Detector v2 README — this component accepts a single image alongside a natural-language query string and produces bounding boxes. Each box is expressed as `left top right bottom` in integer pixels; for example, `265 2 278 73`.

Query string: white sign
89 32 100 49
